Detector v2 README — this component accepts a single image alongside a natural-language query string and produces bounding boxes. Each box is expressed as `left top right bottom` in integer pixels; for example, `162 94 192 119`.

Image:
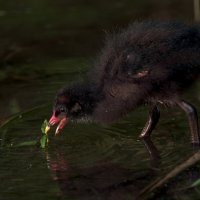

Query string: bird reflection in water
45 139 200 199
45 139 161 199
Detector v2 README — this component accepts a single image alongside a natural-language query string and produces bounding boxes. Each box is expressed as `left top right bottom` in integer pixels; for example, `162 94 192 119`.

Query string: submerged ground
1 1 200 199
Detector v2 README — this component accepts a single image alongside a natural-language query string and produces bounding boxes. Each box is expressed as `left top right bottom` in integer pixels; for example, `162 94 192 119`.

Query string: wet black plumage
51 21 200 143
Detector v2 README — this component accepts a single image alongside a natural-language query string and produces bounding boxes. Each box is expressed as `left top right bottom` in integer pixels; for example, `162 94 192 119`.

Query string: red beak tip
49 114 61 126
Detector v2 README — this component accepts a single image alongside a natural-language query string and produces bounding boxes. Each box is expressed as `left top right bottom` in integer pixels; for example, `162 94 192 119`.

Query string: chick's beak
46 112 69 135
49 113 61 126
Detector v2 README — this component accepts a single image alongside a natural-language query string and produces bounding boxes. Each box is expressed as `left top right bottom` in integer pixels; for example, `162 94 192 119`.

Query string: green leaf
192 179 200 187
41 119 48 133
40 119 49 148
40 134 49 148
15 140 37 147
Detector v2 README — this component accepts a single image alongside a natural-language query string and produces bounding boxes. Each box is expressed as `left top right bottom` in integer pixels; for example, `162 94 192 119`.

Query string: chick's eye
60 107 66 113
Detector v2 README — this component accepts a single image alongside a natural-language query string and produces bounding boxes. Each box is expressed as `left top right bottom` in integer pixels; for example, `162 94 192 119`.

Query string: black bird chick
47 21 200 144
